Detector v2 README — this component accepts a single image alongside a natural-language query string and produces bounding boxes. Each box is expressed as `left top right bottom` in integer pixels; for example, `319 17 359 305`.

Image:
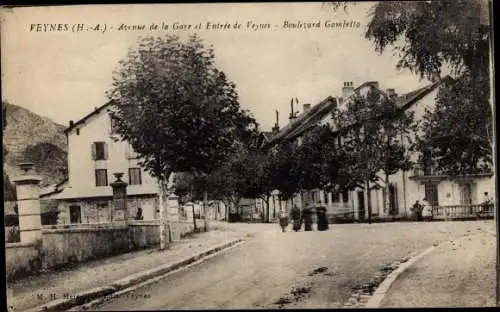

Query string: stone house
43 102 163 224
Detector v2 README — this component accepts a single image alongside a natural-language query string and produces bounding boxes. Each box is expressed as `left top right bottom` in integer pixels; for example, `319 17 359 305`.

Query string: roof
262 76 452 149
40 178 68 198
335 76 454 135
64 100 115 134
261 131 275 142
395 75 454 110
264 96 337 148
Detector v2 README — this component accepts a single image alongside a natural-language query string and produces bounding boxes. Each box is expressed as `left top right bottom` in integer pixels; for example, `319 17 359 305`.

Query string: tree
266 141 301 207
364 0 492 175
107 34 256 249
376 97 416 215
417 75 492 176
335 89 415 223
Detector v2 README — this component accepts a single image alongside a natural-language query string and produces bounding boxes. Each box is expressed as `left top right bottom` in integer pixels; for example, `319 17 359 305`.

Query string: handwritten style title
28 20 361 34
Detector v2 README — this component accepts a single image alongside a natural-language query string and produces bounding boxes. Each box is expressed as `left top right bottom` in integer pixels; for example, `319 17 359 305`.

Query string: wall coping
42 225 129 234
6 241 37 249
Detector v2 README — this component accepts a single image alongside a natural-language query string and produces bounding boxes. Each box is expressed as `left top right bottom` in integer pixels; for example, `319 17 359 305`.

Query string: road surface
93 220 493 310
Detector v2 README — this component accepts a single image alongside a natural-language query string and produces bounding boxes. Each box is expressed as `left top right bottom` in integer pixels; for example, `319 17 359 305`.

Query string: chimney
341 81 354 101
303 104 311 112
386 88 398 100
289 98 298 121
272 110 280 133
368 81 379 89
69 120 74 127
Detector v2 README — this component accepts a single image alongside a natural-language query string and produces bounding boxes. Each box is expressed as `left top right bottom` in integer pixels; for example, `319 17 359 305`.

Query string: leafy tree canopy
107 34 257 183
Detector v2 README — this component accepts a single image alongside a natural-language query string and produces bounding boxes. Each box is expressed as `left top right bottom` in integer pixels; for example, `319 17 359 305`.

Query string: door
424 183 439 207
357 191 365 221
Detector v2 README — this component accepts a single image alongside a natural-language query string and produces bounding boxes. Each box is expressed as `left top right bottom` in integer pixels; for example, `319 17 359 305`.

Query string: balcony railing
431 204 494 220
410 164 442 178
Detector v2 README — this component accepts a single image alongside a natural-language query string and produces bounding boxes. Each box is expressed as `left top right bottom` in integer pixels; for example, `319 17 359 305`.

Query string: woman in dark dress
278 210 289 232
291 205 302 232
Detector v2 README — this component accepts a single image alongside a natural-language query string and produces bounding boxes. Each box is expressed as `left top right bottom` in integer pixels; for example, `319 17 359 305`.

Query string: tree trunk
158 179 171 250
192 204 197 231
264 196 270 222
203 190 209 232
384 172 390 216
366 179 372 224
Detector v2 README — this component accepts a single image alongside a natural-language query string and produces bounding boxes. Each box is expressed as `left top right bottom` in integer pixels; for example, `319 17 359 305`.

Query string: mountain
3 102 68 189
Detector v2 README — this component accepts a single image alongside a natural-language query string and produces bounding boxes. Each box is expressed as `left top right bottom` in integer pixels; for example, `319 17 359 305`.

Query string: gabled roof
261 131 275 142
395 75 454 111
264 96 337 148
263 76 453 148
65 100 115 134
335 75 454 135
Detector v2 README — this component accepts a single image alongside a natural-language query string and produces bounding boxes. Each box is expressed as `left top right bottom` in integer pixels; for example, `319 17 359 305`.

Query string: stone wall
5 241 41 280
41 225 130 270
57 196 159 224
6 220 199 281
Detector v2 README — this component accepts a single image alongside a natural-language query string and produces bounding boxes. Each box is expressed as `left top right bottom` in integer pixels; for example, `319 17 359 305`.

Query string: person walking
411 200 422 221
421 197 433 221
278 210 289 232
291 205 302 232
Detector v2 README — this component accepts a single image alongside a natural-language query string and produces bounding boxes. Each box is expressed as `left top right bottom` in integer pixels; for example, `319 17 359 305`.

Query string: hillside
3 102 68 188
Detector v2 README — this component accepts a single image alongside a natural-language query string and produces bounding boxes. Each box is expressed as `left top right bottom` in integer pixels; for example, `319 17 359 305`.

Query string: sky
1 3 432 131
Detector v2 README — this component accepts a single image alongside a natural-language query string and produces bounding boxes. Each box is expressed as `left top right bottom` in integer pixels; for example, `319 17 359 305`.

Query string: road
92 220 493 310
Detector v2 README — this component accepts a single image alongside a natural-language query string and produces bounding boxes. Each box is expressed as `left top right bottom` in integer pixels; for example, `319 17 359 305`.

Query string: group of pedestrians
278 204 329 232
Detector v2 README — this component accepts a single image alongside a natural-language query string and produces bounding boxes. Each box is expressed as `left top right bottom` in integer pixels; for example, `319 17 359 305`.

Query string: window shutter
103 143 109 160
91 143 96 160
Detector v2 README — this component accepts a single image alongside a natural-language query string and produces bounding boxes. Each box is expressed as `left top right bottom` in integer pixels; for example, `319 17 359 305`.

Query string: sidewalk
7 222 248 312
380 227 496 308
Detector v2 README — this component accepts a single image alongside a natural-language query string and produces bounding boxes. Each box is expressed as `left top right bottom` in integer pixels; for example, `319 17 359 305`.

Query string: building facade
46 102 161 224
262 78 494 220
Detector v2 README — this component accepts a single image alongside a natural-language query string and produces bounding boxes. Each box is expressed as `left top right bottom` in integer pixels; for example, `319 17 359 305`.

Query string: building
45 102 161 224
262 78 494 220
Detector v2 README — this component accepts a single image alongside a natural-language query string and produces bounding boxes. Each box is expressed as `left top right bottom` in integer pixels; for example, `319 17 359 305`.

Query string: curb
364 229 486 308
23 237 245 312
364 245 437 308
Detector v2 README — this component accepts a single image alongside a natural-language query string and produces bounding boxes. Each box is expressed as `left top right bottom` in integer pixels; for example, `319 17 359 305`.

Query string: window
69 205 81 224
424 183 439 207
129 168 142 185
342 189 349 203
332 192 340 203
110 116 119 134
95 169 108 187
91 142 108 160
